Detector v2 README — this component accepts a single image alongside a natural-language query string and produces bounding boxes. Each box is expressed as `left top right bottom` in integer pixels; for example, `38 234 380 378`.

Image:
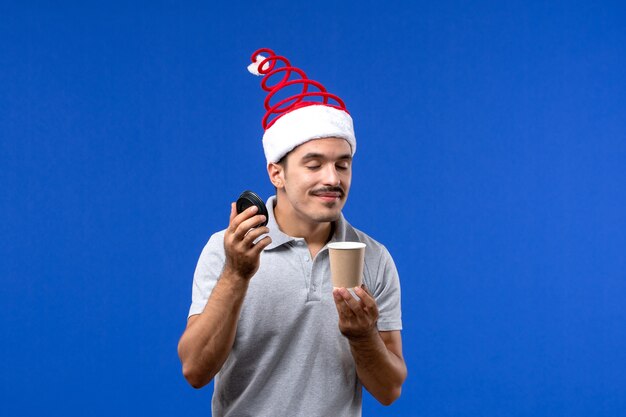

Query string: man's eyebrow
301 153 353 161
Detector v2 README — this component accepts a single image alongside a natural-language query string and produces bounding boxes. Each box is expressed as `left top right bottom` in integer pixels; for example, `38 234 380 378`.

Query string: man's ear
267 162 285 189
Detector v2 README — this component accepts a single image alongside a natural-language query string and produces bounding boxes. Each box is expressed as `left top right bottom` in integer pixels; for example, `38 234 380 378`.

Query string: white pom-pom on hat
247 54 267 76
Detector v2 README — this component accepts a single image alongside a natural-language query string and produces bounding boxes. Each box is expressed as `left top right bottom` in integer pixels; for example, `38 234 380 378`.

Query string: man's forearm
178 268 249 388
349 330 407 406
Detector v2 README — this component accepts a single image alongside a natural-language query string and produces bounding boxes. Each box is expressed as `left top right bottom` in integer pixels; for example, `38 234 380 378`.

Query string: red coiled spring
250 48 348 129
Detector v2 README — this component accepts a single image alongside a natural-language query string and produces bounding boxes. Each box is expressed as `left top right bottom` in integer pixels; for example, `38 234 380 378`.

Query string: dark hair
276 153 288 169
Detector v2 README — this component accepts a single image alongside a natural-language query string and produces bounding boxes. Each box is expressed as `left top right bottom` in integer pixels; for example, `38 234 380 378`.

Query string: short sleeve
188 231 227 318
371 246 402 331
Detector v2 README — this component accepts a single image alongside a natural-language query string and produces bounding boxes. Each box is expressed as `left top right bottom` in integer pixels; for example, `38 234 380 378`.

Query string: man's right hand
178 204 271 388
223 202 272 280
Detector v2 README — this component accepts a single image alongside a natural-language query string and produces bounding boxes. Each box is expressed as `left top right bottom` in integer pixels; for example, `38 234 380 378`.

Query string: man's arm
177 204 271 389
333 286 407 405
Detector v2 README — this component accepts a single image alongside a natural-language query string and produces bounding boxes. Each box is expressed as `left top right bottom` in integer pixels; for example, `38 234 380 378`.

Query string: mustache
311 186 345 197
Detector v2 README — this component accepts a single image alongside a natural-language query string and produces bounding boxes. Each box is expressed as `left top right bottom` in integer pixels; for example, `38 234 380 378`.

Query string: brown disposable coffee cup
328 242 366 288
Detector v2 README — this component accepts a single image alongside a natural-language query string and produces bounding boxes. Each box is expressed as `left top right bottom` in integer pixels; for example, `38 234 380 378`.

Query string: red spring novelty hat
247 48 357 164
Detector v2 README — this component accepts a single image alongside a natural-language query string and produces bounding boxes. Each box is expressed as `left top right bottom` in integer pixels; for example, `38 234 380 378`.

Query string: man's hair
276 153 288 169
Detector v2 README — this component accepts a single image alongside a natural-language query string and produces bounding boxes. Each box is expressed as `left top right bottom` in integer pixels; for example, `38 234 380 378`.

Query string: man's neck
273 199 334 252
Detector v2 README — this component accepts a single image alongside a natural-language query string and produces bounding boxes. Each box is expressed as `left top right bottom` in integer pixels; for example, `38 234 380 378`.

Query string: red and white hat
247 48 356 164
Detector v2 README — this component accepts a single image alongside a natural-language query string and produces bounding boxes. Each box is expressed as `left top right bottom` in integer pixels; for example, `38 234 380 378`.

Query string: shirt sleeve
188 231 226 318
371 245 403 331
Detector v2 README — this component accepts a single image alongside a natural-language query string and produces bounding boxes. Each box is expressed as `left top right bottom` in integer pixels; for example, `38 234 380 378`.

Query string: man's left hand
332 285 379 340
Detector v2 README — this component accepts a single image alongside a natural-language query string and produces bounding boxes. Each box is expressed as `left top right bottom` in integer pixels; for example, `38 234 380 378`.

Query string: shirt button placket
310 260 322 301
295 240 314 300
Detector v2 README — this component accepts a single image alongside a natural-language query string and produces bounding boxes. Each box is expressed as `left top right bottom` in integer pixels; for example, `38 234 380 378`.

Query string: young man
178 49 406 417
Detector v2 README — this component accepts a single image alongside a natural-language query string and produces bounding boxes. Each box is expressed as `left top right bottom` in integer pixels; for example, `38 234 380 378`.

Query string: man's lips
312 191 343 201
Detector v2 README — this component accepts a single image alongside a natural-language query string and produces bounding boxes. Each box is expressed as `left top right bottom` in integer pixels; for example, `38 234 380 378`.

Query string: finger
237 214 267 237
332 289 354 318
351 288 370 312
229 205 259 232
353 286 377 311
337 287 364 315
234 213 266 238
229 202 237 224
242 226 270 246
361 284 373 296
251 235 272 255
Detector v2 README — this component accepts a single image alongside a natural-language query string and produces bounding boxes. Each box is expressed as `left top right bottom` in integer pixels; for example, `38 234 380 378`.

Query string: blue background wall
2 1 625 416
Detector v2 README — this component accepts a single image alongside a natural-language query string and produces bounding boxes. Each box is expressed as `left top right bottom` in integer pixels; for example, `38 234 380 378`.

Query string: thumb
229 202 237 223
361 283 373 296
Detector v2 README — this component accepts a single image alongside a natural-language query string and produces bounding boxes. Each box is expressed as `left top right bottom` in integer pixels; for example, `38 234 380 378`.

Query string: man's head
249 49 357 225
268 137 352 224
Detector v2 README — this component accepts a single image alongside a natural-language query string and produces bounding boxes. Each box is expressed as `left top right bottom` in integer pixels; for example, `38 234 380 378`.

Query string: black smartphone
236 191 269 227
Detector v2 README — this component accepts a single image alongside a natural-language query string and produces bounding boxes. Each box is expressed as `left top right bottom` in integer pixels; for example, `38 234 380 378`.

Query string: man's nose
322 165 341 186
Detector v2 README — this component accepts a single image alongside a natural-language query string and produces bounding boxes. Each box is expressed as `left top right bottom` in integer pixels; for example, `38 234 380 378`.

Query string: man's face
271 137 353 224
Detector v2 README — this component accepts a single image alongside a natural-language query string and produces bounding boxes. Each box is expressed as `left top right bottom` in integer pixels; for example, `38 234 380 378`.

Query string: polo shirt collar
263 195 360 251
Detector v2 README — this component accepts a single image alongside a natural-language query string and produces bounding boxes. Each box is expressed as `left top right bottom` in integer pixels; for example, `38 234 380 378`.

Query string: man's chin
311 206 343 223
306 196 347 222
317 211 341 221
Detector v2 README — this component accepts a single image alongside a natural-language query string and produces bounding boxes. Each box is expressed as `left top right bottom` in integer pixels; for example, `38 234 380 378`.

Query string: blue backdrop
2 1 625 416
